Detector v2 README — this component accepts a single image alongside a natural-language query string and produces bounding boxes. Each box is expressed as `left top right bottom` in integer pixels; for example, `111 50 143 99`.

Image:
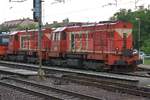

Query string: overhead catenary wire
9 0 27 3
7 0 149 23
47 0 143 16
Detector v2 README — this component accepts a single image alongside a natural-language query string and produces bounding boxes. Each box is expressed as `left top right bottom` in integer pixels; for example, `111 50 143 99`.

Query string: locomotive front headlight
116 48 119 50
115 48 119 54
133 49 138 54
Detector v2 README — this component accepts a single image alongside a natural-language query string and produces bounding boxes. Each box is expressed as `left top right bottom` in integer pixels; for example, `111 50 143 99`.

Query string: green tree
16 23 38 30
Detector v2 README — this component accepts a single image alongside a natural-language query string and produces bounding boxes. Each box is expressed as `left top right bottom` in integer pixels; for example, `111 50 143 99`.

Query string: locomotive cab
109 22 141 71
50 27 67 57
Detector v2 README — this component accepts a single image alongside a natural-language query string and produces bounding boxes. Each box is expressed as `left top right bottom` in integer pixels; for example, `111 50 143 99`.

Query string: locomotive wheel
83 60 106 71
111 65 136 72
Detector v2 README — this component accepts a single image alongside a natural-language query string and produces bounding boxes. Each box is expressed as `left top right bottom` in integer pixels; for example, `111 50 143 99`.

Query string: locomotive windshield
0 33 9 45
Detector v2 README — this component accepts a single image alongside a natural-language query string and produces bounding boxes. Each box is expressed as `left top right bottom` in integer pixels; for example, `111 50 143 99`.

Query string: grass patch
144 59 150 65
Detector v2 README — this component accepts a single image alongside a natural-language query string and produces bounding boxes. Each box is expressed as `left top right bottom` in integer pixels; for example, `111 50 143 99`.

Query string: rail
1 76 102 100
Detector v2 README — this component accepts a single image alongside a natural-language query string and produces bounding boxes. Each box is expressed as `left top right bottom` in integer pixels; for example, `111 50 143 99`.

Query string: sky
0 0 150 24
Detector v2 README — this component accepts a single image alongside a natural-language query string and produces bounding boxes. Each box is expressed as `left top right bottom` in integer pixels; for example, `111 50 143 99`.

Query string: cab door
8 34 19 54
51 31 67 53
51 32 60 52
70 33 75 51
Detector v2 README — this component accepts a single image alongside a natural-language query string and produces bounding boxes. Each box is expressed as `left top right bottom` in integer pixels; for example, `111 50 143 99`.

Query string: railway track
0 60 149 79
0 61 140 85
0 76 101 100
0 80 61 100
45 74 150 98
2 73 149 99
0 61 150 98
113 71 150 78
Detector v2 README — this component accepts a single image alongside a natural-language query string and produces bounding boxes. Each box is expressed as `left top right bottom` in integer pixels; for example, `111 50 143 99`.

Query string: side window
56 33 60 40
21 35 30 49
61 32 66 40
0 35 9 45
54 33 57 40
53 32 60 41
15 35 18 40
52 33 55 40
71 33 75 49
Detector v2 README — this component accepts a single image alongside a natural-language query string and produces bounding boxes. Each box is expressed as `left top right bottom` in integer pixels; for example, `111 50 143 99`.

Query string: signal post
33 0 45 79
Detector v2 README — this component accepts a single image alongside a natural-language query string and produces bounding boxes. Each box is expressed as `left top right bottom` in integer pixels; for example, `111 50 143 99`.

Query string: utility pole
138 19 141 57
37 0 45 79
136 18 141 59
33 0 45 79
33 0 65 79
10 0 45 78
9 0 66 79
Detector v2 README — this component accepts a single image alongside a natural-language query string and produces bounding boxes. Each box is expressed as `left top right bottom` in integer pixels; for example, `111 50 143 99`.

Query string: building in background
0 18 37 31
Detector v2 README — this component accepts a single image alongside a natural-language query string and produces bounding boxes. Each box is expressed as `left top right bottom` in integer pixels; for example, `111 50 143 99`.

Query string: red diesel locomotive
4 28 52 63
0 21 141 71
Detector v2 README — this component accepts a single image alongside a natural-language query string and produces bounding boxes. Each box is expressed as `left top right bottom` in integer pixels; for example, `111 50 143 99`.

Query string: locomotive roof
67 21 119 28
98 20 118 24
53 21 125 32
9 29 37 35
9 28 50 35
53 27 66 32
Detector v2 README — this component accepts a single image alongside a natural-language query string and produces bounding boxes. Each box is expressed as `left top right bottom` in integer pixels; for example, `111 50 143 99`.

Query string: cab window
61 32 66 40
53 32 60 41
